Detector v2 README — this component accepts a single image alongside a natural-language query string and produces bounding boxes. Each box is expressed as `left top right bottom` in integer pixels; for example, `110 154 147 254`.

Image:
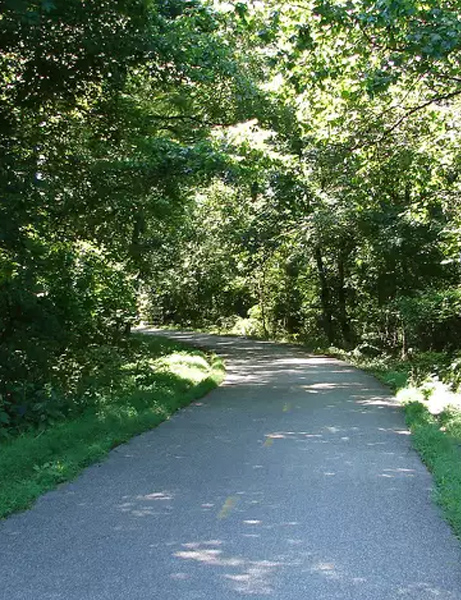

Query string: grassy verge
330 349 461 538
0 333 225 520
403 401 461 536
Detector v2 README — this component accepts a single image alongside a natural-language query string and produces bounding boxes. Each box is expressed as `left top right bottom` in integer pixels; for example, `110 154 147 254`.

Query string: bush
397 288 461 352
0 242 136 431
231 305 267 338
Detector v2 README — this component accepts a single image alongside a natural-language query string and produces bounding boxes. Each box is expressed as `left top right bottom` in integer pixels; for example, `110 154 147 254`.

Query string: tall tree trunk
401 321 408 360
314 247 335 345
129 213 145 265
258 267 269 339
337 251 352 346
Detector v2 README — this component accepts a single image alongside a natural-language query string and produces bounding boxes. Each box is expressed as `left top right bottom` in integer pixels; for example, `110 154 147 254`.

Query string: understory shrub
397 289 461 352
0 242 136 431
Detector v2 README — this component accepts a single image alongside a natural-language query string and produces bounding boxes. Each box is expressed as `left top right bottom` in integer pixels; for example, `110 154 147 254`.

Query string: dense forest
2 0 461 429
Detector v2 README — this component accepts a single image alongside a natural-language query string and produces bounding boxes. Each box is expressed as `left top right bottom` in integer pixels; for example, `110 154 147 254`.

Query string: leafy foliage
147 0 461 375
0 0 257 429
3 0 461 428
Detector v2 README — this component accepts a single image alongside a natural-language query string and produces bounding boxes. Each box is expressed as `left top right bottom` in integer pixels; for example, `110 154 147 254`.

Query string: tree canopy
2 0 461 428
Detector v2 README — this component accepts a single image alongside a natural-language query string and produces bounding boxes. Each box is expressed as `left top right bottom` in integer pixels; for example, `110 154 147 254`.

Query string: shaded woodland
2 0 461 429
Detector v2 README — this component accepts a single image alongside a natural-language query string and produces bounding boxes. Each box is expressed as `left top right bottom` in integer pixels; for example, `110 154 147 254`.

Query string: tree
0 0 263 426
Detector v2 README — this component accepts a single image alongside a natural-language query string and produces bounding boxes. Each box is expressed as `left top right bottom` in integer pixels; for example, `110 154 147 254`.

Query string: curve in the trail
1 330 461 600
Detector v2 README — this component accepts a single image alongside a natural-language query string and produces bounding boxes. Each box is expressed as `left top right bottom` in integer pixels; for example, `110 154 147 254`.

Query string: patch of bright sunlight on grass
160 353 212 385
0 335 224 520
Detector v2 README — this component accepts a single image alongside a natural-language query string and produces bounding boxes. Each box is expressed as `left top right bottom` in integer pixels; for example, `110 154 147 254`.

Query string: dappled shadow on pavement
1 329 461 599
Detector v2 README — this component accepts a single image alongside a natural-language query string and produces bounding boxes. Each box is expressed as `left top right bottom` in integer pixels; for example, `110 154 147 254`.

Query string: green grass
403 401 461 538
0 334 225 520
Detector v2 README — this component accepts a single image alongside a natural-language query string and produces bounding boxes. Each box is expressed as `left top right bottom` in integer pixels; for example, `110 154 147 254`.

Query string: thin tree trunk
258 268 269 339
314 247 335 345
401 323 407 360
337 251 352 346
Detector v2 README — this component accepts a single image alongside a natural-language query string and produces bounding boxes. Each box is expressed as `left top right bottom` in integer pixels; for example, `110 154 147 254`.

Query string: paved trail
1 330 461 599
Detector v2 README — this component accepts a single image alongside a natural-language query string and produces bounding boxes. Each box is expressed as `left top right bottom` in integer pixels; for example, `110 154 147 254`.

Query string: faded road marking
218 496 239 519
263 437 274 448
283 403 291 413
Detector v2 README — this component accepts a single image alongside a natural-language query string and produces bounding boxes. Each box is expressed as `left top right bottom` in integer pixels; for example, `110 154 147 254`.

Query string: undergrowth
0 333 224 520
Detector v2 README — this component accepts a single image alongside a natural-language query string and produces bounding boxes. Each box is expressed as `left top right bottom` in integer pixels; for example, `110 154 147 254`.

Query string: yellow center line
283 403 291 413
218 496 239 519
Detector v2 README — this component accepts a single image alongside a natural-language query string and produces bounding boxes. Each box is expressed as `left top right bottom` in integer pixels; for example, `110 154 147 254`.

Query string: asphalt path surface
1 329 461 599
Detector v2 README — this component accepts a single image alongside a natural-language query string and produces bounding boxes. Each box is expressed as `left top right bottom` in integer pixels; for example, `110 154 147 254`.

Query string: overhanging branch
149 114 235 128
351 87 461 150
378 88 461 140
